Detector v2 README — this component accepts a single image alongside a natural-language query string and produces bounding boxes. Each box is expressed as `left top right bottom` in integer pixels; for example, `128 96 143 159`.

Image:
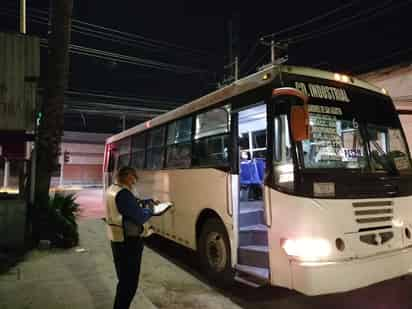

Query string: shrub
41 193 81 248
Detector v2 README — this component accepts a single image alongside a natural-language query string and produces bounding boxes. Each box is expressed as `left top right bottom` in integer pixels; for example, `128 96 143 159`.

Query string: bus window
302 112 367 169
274 114 294 190
166 117 192 168
367 125 411 171
146 126 166 169
193 106 230 167
116 137 131 169
239 132 249 150
253 130 267 149
131 133 146 169
108 151 115 172
195 106 229 139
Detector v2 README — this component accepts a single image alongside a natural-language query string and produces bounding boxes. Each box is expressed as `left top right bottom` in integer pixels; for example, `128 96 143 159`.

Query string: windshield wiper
370 139 398 175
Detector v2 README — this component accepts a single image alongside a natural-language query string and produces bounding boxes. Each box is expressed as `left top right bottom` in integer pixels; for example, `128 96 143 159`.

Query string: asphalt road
76 188 412 309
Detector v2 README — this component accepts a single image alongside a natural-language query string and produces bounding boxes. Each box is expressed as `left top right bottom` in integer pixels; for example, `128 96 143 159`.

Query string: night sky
1 0 412 132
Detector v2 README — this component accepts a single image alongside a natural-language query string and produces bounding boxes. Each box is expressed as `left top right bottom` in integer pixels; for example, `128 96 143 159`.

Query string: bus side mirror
272 88 310 142
291 105 310 141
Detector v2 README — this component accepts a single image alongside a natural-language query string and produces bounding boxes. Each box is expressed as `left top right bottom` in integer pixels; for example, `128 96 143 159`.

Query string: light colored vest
105 184 126 242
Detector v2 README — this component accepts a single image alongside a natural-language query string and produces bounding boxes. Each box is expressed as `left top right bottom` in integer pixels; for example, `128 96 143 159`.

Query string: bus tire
198 218 234 286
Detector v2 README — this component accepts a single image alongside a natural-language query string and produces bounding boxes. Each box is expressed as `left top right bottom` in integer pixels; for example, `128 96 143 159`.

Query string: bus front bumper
290 247 412 295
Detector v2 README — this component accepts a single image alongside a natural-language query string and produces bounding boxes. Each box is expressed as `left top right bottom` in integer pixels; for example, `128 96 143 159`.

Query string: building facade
359 64 412 150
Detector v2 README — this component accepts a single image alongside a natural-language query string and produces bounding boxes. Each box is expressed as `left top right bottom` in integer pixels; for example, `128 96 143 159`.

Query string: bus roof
106 65 386 144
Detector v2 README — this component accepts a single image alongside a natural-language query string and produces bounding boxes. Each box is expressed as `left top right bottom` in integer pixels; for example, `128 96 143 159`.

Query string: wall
359 64 412 150
50 131 109 187
0 32 40 132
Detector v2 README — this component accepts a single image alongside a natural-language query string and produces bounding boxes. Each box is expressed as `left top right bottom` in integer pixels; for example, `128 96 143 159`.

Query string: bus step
238 245 269 268
239 209 265 227
234 274 263 288
239 224 268 246
235 264 269 287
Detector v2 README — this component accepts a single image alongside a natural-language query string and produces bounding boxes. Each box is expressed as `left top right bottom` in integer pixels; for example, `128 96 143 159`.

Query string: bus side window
131 133 146 169
193 106 230 167
166 117 192 168
108 153 115 172
146 126 166 170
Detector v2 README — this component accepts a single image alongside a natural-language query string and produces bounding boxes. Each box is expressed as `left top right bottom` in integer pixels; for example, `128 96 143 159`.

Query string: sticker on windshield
341 148 362 161
394 156 410 170
308 104 343 115
314 182 335 197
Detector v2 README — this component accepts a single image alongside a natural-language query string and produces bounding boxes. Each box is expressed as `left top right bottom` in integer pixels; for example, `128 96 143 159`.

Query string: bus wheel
199 218 234 286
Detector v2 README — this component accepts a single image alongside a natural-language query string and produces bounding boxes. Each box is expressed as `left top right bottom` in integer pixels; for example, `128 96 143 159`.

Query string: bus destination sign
294 82 350 103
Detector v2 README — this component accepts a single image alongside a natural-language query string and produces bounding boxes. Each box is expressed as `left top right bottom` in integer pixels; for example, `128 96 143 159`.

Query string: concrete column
59 153 64 187
3 159 10 189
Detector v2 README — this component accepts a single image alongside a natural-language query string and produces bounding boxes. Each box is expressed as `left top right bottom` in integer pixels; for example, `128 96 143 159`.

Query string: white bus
103 65 412 295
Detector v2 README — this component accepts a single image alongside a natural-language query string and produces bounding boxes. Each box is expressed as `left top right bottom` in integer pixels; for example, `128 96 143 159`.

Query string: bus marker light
341 75 349 83
281 238 331 261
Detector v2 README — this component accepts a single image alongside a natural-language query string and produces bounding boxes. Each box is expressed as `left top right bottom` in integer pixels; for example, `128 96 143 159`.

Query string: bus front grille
353 201 394 233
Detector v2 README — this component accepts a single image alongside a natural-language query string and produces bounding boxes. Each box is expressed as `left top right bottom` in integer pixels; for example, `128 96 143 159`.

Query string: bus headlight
281 238 331 261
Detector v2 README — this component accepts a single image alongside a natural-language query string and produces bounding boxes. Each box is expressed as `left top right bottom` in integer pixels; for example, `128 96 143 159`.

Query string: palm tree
34 0 73 242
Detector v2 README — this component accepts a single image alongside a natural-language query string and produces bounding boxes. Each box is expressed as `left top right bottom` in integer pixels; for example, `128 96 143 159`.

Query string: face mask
130 184 140 198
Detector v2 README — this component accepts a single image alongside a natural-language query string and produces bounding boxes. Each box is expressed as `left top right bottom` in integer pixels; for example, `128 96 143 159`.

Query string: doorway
236 104 270 280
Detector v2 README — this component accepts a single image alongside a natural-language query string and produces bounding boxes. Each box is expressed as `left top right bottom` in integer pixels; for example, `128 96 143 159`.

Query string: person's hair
116 166 137 184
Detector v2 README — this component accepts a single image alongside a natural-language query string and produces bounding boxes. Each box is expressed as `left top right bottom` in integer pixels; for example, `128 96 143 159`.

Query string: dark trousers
111 236 144 309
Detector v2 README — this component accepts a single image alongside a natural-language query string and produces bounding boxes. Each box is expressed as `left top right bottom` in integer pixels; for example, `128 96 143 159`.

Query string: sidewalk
0 219 242 309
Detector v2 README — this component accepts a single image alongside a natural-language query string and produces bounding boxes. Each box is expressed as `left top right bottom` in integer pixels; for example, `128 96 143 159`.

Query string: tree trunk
33 0 73 241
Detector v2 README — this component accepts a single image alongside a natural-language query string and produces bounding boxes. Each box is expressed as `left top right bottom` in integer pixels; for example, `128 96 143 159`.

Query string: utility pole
228 19 234 79
20 0 26 34
122 115 126 131
259 38 289 68
234 56 239 81
270 41 275 64
34 0 73 240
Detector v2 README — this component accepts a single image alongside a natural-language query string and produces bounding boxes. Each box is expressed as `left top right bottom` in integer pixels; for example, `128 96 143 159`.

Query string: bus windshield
301 104 411 172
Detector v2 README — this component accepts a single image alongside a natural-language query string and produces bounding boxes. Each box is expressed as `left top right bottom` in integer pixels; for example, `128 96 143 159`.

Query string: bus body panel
135 168 233 250
291 247 412 295
266 187 412 294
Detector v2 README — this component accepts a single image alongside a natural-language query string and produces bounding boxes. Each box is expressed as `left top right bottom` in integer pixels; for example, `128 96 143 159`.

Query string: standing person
105 166 153 309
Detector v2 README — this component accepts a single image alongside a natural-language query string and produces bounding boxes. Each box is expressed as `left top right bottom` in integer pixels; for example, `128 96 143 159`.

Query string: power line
1 6 215 63
261 0 361 41
39 39 209 74
6 3 215 57
67 89 185 104
286 0 411 44
244 50 271 75
65 90 184 108
240 41 260 69
0 8 212 74
351 46 412 73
